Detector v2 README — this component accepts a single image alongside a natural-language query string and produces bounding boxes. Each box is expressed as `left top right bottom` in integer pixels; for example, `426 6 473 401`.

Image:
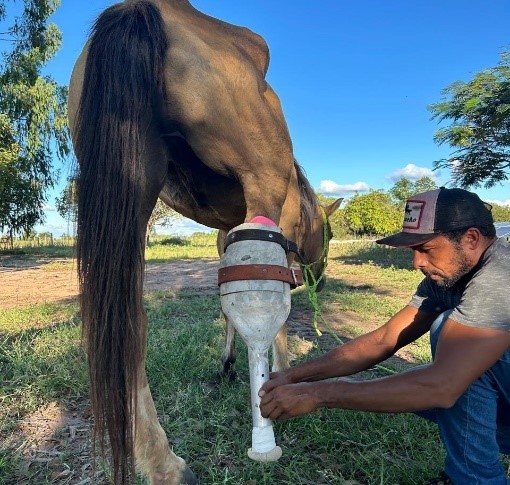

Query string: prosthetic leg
219 218 294 462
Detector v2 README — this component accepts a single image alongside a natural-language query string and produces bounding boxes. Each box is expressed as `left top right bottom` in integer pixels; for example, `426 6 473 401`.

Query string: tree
491 202 510 223
146 198 182 244
55 177 77 236
429 50 510 188
0 0 70 237
389 176 438 206
413 176 438 195
344 190 402 237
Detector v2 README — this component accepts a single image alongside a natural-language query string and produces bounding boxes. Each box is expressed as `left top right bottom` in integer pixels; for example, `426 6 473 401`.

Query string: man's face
411 234 474 288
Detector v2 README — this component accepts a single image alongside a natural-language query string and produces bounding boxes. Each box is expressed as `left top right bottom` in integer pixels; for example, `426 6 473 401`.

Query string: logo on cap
403 201 425 230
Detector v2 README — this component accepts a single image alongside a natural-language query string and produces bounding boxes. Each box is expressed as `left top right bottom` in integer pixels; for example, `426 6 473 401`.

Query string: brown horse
68 1 340 483
217 165 341 377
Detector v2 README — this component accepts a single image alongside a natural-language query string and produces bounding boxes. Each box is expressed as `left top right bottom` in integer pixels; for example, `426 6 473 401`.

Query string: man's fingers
259 379 277 396
259 392 270 406
260 389 291 421
260 398 280 420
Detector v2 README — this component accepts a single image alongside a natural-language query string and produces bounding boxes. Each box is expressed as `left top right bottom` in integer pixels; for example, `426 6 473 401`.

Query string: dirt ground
0 257 220 310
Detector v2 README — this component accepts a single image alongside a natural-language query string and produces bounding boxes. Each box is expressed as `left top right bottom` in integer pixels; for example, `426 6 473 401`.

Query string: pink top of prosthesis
250 216 277 226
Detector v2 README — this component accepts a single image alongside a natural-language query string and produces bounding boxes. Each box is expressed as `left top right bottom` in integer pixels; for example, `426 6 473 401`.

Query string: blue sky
31 0 510 234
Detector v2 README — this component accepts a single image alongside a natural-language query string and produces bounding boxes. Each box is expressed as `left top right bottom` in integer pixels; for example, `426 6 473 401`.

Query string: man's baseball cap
376 187 494 248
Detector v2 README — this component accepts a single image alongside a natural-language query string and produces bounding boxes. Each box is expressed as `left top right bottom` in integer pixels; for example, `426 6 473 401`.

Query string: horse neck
297 194 322 257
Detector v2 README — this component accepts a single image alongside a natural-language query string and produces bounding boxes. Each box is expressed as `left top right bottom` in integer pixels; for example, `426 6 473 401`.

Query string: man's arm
262 305 435 388
260 317 510 420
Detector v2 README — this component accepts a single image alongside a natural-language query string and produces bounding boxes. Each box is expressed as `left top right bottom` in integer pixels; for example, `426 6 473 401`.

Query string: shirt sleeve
408 277 449 314
449 265 510 331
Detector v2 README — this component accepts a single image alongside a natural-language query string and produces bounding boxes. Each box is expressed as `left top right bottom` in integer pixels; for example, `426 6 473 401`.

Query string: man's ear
463 228 482 249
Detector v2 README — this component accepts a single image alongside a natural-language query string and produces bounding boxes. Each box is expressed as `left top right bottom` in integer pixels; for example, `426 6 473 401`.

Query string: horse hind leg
135 363 198 485
132 246 198 484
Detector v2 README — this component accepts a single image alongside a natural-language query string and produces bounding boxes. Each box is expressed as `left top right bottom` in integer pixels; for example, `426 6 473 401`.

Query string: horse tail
74 2 167 482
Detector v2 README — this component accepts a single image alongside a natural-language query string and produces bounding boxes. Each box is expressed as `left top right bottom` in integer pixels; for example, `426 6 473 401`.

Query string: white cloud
318 180 370 196
388 163 436 182
33 216 212 238
156 218 214 236
487 199 510 207
34 221 67 236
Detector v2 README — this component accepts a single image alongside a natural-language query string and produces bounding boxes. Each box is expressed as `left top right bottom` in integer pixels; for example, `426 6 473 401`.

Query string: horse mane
294 160 319 236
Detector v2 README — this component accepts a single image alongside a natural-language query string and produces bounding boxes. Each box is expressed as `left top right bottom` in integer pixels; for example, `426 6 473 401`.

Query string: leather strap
223 229 301 257
218 264 303 288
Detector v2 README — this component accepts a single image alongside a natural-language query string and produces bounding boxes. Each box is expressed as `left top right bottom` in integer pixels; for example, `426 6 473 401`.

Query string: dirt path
0 257 220 310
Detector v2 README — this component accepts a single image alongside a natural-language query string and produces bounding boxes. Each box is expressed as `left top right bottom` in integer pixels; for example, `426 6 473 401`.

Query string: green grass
0 246 75 264
0 303 85 414
147 231 219 260
0 234 219 281
141 292 443 484
0 231 219 263
1 240 507 484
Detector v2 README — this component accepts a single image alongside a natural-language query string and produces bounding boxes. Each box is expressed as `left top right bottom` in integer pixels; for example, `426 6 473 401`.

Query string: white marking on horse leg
135 379 188 485
271 324 289 372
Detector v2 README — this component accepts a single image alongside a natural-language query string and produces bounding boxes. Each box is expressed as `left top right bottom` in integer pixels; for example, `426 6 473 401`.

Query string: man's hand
259 381 320 421
259 370 292 395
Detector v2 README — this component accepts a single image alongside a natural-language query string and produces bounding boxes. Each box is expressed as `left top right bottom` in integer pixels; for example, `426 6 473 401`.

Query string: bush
158 236 189 246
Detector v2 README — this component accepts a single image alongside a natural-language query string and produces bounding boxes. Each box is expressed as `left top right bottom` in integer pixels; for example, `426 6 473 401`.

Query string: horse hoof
222 356 236 377
182 467 199 484
220 368 237 382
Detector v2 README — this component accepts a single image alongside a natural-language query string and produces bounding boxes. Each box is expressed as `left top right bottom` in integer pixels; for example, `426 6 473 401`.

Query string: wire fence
0 235 76 250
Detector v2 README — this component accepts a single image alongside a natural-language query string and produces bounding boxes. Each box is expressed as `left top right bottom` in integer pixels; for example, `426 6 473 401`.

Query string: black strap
223 229 300 256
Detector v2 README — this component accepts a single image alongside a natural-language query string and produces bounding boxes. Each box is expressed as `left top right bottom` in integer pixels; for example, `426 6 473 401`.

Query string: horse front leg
220 312 237 377
271 324 289 372
134 362 198 484
221 315 289 375
217 230 237 378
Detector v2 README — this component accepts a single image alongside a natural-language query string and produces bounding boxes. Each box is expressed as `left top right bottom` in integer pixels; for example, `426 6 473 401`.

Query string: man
259 187 510 484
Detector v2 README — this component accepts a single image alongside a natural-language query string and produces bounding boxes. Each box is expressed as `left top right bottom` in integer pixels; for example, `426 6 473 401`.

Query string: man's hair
443 224 496 244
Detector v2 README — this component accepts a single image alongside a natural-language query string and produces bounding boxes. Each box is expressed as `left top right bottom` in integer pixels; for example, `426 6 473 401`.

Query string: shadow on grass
0 314 104 484
0 254 75 271
330 242 415 270
318 276 396 299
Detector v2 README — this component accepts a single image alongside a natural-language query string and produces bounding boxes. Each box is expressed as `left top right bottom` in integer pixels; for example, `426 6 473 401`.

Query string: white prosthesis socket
219 220 291 462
